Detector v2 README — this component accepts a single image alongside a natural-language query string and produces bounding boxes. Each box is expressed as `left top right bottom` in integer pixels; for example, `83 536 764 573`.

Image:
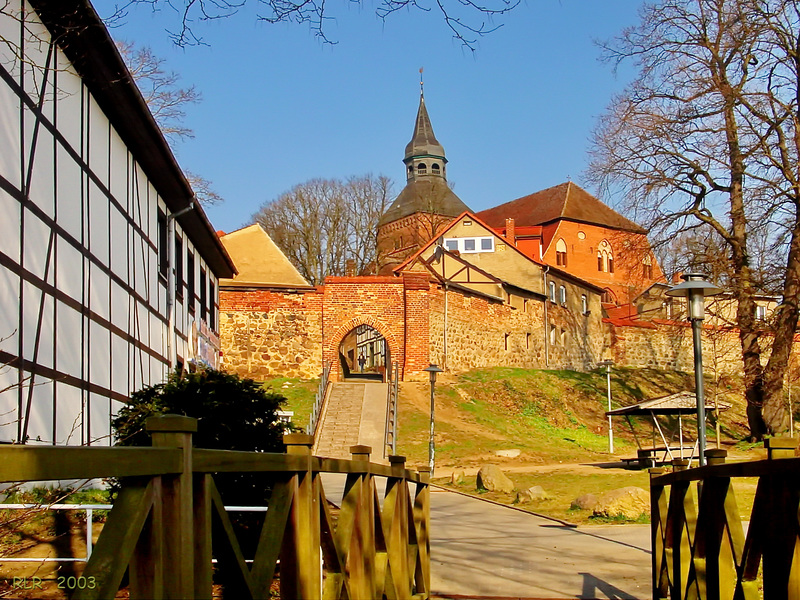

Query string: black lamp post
665 273 722 466
423 364 443 474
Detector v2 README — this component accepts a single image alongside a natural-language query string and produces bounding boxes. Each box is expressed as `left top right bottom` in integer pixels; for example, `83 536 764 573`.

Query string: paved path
314 382 388 459
321 475 651 599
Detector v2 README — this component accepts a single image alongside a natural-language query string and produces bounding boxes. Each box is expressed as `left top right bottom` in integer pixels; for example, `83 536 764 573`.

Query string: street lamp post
666 273 722 466
423 364 443 474
598 359 614 453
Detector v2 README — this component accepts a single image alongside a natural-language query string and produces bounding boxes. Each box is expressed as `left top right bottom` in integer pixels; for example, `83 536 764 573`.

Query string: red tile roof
476 182 646 234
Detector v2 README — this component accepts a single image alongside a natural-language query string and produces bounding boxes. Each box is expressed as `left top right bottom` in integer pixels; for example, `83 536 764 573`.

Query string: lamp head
665 273 722 320
423 364 443 384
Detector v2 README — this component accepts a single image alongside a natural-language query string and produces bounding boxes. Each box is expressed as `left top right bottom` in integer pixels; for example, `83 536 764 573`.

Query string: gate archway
327 316 402 382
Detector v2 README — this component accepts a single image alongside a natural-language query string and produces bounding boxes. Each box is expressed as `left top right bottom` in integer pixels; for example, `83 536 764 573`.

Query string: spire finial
419 67 424 97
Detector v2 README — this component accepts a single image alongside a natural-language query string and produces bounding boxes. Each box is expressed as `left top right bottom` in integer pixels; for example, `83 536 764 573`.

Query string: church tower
377 87 471 274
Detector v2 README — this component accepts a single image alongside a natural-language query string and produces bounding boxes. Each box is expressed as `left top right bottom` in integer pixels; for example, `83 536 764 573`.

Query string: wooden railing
0 414 431 599
650 438 800 599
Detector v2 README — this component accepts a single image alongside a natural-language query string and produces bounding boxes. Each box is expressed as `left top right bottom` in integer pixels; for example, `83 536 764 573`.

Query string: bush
112 369 289 595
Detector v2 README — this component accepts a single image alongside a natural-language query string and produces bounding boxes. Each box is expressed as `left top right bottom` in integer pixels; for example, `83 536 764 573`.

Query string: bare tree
588 0 800 438
115 40 222 206
107 0 518 50
252 174 393 284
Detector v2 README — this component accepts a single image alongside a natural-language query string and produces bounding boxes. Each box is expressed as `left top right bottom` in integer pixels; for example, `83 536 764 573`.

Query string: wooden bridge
650 437 800 599
0 415 430 599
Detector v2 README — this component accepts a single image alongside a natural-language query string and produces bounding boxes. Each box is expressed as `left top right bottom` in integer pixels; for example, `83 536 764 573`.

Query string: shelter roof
606 391 731 416
219 224 310 288
476 182 646 234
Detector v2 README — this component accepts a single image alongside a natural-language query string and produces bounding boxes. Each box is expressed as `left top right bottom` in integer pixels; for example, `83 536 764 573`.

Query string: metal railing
306 361 331 435
650 438 800 599
384 361 399 458
0 414 431 599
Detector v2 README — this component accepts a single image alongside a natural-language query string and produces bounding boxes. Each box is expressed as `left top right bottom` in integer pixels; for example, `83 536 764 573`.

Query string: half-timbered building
0 1 236 445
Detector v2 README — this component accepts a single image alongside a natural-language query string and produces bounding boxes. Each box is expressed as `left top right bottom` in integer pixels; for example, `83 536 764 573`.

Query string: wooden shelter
606 391 731 466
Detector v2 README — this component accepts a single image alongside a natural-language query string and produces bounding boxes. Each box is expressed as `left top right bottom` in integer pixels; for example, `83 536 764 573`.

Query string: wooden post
349 445 377 599
649 467 668 600
415 466 431 598
672 459 690 472
704 449 727 465
145 415 197 600
281 433 319 600
385 455 411 598
765 437 797 459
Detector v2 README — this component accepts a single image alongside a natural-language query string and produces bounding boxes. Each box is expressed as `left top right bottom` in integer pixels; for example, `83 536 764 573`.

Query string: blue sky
94 0 644 234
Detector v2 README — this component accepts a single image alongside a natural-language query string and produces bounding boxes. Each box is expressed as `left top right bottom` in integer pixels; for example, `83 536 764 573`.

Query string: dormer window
417 162 427 175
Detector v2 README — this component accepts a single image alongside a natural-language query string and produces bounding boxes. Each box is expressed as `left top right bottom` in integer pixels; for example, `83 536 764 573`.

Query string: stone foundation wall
219 288 323 380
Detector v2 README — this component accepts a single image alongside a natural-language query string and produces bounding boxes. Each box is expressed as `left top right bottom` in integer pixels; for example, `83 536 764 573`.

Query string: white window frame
443 236 495 254
548 281 556 302
559 285 567 305
581 294 588 314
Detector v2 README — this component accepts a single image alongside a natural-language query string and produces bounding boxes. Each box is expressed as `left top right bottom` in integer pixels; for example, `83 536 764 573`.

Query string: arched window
432 163 441 174
417 162 427 175
581 294 588 314
642 255 653 279
556 239 567 266
601 289 615 304
559 285 567 305
597 240 614 273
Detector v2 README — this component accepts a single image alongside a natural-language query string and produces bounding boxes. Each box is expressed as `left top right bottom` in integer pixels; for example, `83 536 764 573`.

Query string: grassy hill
271 366 755 467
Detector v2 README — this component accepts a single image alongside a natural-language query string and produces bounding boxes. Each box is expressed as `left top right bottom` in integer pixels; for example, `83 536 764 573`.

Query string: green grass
261 377 319 431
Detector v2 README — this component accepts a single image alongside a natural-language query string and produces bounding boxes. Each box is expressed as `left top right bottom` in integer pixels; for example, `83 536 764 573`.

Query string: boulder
571 493 599 511
450 470 466 485
516 485 548 504
476 464 515 493
592 486 650 519
494 449 521 458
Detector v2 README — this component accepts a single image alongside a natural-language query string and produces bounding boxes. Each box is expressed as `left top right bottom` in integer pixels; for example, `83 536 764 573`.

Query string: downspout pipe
543 265 550 367
167 202 196 370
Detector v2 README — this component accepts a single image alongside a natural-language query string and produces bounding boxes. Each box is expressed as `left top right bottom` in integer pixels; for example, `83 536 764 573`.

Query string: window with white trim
443 237 495 254
581 294 588 315
559 285 567 305
548 281 556 302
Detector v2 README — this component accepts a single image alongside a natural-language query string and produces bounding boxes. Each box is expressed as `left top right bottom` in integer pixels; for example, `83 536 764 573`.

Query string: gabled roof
476 182 646 234
219 225 310 288
378 178 470 226
405 94 445 161
393 210 606 294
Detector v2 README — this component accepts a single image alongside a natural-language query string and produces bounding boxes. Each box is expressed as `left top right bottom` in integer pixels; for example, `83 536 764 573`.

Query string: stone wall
219 288 323 380
428 282 605 372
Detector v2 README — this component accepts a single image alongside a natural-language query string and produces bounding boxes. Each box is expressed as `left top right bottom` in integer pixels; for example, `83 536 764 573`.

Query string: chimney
505 218 516 246
345 259 357 277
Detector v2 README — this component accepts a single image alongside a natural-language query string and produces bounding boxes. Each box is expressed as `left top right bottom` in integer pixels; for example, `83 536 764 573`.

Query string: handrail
306 360 331 435
384 360 399 458
650 439 800 599
0 415 430 599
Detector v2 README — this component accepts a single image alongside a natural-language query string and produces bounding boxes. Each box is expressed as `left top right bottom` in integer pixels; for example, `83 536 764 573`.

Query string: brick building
476 182 667 307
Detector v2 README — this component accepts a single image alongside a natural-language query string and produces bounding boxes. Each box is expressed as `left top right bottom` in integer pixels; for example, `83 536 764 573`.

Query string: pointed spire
404 87 445 162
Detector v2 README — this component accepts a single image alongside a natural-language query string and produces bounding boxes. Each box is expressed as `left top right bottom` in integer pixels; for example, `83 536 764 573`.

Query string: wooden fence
650 438 800 599
0 414 431 600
